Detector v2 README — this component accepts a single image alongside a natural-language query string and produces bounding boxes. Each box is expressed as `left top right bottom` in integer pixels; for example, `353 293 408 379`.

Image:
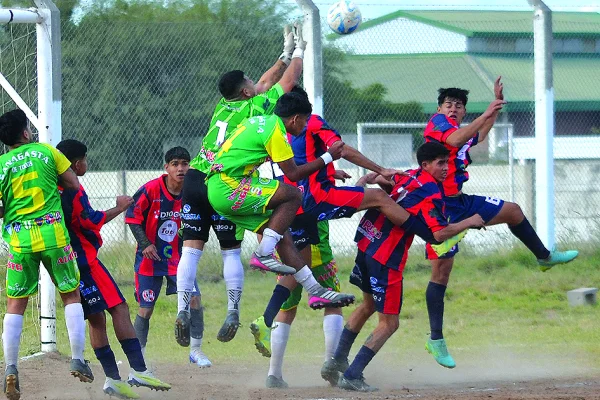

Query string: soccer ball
327 1 362 35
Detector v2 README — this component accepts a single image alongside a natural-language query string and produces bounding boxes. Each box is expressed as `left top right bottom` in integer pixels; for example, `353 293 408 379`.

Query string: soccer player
0 109 93 400
322 142 484 392
57 139 171 399
265 220 344 389
206 92 356 310
175 23 307 346
423 78 578 368
125 147 210 367
250 87 466 357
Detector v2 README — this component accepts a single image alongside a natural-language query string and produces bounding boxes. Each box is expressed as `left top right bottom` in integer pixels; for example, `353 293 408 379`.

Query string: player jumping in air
58 139 171 399
0 110 92 400
175 23 307 348
125 148 210 367
422 78 578 369
322 142 484 391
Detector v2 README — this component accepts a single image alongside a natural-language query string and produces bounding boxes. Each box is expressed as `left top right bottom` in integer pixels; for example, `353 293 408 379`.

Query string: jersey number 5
12 171 45 215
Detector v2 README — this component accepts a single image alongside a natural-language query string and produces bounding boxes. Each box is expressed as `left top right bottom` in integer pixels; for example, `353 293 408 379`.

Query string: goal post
0 0 62 353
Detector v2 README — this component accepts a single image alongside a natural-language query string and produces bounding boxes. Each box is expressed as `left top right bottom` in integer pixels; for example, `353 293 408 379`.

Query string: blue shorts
79 259 126 319
134 273 199 308
289 214 320 251
349 251 404 315
426 193 504 259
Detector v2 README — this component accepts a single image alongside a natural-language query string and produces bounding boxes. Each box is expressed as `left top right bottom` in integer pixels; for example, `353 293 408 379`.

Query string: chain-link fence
1 2 599 284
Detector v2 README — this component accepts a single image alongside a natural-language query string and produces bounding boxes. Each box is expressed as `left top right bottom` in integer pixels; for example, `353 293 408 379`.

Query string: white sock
294 266 321 294
268 322 291 378
177 247 203 312
256 228 282 257
222 248 244 312
64 303 86 361
3 314 23 366
323 314 344 360
190 337 202 352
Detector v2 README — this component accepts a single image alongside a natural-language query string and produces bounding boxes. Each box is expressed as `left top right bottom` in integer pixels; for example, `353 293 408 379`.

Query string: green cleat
538 250 578 272
430 231 467 257
103 378 140 399
250 316 272 358
127 370 171 391
426 338 456 369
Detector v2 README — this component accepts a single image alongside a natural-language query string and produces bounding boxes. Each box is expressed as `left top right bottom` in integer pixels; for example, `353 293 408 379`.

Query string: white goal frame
0 1 62 353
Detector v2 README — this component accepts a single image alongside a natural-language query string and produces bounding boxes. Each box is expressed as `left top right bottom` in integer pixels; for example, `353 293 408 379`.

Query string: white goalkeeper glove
292 21 307 59
279 25 294 65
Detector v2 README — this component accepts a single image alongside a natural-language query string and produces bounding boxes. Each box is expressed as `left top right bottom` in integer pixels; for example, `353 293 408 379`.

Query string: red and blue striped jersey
355 169 448 270
125 175 182 276
60 184 106 269
424 113 479 196
287 114 341 210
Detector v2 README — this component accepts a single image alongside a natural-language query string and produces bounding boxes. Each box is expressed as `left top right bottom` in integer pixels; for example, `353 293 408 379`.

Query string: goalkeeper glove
279 25 294 65
292 21 307 59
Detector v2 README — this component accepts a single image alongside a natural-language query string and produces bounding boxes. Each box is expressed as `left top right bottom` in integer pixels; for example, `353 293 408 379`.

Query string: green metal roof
352 10 600 38
341 53 600 113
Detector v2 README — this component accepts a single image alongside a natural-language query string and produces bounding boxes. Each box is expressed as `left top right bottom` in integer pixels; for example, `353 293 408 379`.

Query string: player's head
417 142 450 182
290 85 309 101
437 88 469 124
274 92 312 136
0 109 32 147
164 146 190 184
57 139 88 176
218 70 256 100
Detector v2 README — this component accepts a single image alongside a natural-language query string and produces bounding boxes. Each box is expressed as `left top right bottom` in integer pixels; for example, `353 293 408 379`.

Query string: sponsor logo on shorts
316 261 338 283
158 220 178 242
181 222 201 232
211 214 228 221
142 289 155 303
57 248 78 265
163 245 173 259
7 261 23 272
80 283 99 297
250 186 263 196
182 204 191 213
371 286 385 293
372 293 382 302
229 178 252 211
213 224 233 231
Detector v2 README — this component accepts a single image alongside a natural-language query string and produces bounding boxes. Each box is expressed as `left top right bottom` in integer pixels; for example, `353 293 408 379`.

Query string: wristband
279 52 292 65
292 48 304 59
320 152 333 165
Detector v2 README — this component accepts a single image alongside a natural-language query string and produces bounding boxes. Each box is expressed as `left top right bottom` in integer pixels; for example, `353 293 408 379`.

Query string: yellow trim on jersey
265 122 294 163
42 143 71 175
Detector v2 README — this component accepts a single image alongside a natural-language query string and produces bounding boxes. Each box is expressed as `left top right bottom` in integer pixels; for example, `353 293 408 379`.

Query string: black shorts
289 213 320 251
181 168 242 248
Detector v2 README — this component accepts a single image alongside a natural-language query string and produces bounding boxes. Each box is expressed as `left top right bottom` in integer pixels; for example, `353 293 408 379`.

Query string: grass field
2 244 599 373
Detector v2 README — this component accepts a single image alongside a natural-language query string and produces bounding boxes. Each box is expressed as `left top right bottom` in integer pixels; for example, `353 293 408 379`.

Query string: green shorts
207 174 279 240
280 259 341 311
6 244 80 298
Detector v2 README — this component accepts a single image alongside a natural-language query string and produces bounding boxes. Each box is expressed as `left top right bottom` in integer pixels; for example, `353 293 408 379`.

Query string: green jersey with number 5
0 143 72 253
190 83 285 174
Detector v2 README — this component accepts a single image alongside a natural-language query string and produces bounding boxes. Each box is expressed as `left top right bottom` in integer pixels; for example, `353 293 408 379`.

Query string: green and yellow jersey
190 84 285 174
0 143 72 253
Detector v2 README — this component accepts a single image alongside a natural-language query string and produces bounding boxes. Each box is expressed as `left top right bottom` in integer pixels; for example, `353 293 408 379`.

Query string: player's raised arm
254 25 293 94
276 22 306 93
476 76 504 143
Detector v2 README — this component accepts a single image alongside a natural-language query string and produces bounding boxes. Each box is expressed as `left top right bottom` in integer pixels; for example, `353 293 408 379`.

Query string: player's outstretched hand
292 21 307 59
327 141 344 161
483 99 506 118
466 213 485 229
279 25 294 65
494 76 504 100
356 172 379 187
379 168 407 180
142 244 161 261
116 195 134 212
334 169 352 182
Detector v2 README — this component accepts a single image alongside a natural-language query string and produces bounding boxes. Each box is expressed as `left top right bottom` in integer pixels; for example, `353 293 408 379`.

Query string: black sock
94 345 120 380
344 346 376 380
401 215 440 244
426 281 446 340
508 218 550 260
120 338 147 373
333 327 359 362
263 285 291 327
190 307 204 340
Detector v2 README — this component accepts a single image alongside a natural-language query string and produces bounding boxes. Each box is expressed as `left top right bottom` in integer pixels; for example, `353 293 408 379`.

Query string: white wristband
292 48 304 59
320 152 333 165
279 52 292 65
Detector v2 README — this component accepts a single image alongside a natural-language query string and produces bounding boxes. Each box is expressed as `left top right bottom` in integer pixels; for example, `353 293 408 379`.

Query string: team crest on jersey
13 222 21 233
35 217 44 227
428 208 443 221
258 177 270 185
142 289 155 303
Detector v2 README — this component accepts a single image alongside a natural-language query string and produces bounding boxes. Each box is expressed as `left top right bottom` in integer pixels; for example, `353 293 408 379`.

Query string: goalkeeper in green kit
174 23 306 352
0 109 93 400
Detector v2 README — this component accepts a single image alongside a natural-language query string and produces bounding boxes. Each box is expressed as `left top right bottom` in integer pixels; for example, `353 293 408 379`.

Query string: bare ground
10 352 600 400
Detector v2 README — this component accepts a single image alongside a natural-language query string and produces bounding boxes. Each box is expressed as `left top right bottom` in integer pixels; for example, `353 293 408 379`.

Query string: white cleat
189 349 212 368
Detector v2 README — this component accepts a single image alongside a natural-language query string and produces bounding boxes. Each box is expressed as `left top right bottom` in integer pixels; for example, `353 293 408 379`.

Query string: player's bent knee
138 306 154 319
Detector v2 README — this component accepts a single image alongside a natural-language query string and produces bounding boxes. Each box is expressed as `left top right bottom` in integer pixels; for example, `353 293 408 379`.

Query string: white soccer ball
327 1 362 35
